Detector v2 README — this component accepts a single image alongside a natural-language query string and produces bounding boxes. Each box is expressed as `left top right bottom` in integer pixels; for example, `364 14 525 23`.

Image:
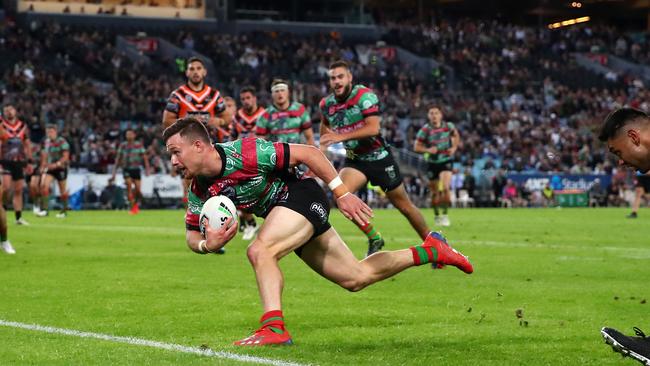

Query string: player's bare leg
385 184 429 240
56 179 68 218
133 179 142 214
235 207 314 346
627 187 645 218
340 167 384 256
125 177 135 214
299 227 472 292
37 174 54 217
429 179 441 225
0 184 14 254
241 211 258 241
1 175 10 208
439 171 453 226
29 175 41 214
13 178 28 225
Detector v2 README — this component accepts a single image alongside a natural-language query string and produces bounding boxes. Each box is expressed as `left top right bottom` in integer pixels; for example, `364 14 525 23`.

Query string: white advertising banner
67 173 184 199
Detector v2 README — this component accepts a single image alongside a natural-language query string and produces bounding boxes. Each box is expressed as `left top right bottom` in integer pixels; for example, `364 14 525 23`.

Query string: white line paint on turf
0 320 310 366
32 223 650 256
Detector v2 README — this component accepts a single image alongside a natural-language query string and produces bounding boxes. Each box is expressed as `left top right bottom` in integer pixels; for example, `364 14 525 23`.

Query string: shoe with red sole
234 326 293 346
423 232 473 274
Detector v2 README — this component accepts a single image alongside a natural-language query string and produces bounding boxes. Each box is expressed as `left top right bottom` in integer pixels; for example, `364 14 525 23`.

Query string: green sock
358 222 382 242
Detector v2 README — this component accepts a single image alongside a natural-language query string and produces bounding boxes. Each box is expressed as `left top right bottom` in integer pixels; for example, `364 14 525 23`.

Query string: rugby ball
199 195 238 236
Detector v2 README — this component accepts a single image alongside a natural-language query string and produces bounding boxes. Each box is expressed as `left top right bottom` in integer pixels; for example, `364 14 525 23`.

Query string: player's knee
246 240 277 266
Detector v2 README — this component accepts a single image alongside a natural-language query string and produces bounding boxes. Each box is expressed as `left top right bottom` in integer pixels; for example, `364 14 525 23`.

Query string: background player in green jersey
111 128 150 215
319 60 430 256
163 118 473 347
414 106 460 227
36 124 69 218
256 79 315 145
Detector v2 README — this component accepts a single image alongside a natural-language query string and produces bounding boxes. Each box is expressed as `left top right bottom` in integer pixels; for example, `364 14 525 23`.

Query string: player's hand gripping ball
199 195 238 237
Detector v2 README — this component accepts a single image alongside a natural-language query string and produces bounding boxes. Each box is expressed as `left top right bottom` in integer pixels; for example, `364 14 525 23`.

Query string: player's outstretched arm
288 144 372 225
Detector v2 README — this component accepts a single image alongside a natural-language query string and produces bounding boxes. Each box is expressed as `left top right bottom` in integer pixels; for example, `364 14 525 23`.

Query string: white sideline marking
31 223 650 255
0 319 309 366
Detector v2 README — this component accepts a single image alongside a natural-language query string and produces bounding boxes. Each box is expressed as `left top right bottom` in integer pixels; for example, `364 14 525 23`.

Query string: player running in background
598 107 650 365
413 106 460 227
163 118 473 346
28 143 42 214
0 104 33 225
36 124 69 218
232 85 265 140
111 128 150 215
256 79 315 145
232 86 265 240
626 173 650 218
319 60 430 256
161 57 231 216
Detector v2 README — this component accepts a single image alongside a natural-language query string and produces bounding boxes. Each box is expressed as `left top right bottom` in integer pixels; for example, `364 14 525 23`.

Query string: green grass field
0 208 648 365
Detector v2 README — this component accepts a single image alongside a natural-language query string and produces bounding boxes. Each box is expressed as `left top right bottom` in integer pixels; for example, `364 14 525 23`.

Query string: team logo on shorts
310 202 328 223
385 165 396 180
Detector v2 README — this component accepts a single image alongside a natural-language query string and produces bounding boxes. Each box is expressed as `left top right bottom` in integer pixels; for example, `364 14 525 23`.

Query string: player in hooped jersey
414 106 460 227
0 104 33 225
319 60 431 257
163 118 473 346
233 86 265 239
232 85 265 140
162 57 231 130
111 128 151 215
256 79 314 145
36 124 70 218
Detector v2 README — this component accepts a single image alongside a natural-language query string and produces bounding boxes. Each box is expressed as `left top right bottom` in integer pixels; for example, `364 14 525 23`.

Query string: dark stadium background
1 0 649 210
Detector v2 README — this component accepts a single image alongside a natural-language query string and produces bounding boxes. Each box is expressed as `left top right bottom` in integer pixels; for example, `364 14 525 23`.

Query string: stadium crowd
0 16 646 208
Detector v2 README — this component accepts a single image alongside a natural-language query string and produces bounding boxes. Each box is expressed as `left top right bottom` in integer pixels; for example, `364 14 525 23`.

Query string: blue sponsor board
506 174 611 192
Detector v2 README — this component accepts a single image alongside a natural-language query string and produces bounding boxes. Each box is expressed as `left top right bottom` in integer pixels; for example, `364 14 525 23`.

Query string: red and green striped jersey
256 102 311 144
319 84 388 162
44 136 69 165
117 141 146 169
415 121 456 164
185 137 291 231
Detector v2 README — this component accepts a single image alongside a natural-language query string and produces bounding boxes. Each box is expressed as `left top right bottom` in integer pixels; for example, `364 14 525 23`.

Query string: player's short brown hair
329 60 350 70
162 117 210 144
186 56 205 67
240 85 256 95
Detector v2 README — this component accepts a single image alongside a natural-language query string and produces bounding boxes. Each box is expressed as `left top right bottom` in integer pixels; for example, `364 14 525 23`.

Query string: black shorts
47 168 68 182
1 161 25 180
426 161 453 181
636 175 650 192
123 168 142 181
271 178 332 254
344 152 403 192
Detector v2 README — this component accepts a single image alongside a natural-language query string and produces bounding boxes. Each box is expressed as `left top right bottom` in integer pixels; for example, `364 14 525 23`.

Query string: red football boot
234 326 293 346
423 232 473 274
